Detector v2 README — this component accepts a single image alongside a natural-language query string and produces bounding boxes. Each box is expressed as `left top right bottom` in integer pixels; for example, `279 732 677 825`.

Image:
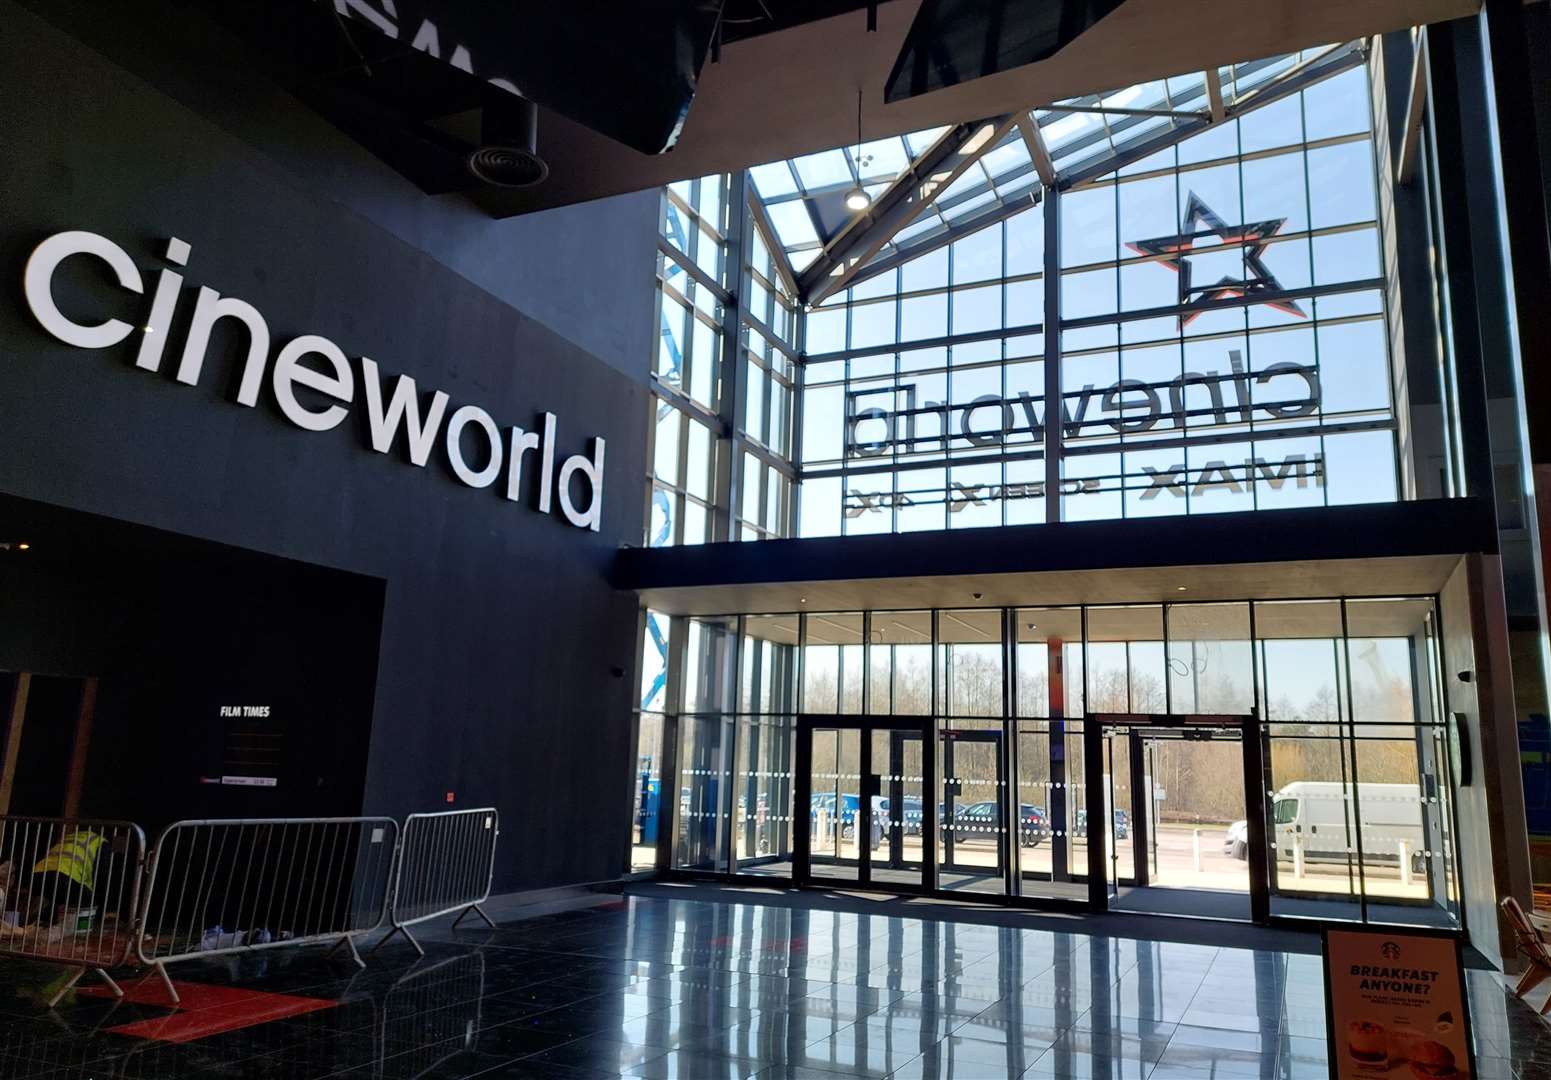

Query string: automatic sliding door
1129 729 1252 920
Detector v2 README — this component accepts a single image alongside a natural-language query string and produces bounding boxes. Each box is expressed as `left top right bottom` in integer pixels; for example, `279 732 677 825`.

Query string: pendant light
844 89 871 212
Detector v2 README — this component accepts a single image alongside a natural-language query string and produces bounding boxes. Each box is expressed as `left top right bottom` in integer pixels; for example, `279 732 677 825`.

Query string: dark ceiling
166 0 1482 217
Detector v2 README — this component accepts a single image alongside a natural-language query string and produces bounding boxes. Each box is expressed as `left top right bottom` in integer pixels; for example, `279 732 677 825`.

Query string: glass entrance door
941 729 1006 892
1124 728 1253 920
1090 716 1258 921
798 719 929 889
806 726 862 883
869 729 926 889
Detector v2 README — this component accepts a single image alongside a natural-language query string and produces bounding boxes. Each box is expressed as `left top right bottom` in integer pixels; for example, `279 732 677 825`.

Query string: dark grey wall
0 3 653 892
10 0 661 383
0 495 387 830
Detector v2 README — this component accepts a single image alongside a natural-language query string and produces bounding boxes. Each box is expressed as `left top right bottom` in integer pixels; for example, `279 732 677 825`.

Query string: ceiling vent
467 95 548 188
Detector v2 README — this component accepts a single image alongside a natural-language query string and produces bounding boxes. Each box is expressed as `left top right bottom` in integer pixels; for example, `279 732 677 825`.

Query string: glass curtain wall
1256 598 1460 926
658 596 1460 928
792 63 1399 536
651 177 729 547
739 225 801 540
649 176 800 548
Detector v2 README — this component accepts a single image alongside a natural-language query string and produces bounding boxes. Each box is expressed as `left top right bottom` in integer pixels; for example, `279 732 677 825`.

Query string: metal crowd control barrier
0 816 146 1007
373 808 499 956
136 816 399 1004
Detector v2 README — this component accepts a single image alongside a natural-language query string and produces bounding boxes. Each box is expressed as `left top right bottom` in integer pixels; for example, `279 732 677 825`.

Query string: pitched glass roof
747 41 1364 298
749 127 948 273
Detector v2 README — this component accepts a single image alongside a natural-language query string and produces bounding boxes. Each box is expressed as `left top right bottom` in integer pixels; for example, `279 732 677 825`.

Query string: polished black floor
0 893 1548 1079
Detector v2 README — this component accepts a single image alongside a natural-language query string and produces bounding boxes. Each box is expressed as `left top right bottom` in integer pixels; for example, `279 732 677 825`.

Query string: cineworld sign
845 350 1320 458
22 231 605 530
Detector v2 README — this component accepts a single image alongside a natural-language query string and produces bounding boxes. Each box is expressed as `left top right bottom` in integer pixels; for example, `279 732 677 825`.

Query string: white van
1269 781 1427 869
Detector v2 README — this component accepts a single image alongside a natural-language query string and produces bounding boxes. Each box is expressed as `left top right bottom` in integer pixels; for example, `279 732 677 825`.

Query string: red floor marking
82 979 268 1010
107 994 335 1043
82 980 337 1043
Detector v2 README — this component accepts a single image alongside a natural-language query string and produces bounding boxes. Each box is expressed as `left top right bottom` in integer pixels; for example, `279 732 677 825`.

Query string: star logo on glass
1126 192 1307 328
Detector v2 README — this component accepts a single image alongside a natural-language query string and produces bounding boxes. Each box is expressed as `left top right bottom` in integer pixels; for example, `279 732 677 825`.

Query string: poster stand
1323 926 1475 1080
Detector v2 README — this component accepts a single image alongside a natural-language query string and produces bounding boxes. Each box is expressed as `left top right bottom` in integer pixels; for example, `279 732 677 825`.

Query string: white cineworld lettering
21 230 605 531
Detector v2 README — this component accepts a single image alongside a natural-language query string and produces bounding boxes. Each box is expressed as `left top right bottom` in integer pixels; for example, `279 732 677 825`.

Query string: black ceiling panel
885 0 1128 103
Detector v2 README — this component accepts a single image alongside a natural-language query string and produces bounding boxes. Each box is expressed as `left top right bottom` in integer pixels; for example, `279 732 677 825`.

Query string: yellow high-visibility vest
33 831 104 891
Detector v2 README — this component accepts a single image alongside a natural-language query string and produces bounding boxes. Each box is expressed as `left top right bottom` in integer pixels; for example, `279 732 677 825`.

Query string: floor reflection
0 893 1542 1078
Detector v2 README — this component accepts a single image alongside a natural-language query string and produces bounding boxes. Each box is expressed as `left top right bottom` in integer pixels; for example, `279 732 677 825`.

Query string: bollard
1293 836 1305 879
1398 840 1412 886
1192 828 1202 872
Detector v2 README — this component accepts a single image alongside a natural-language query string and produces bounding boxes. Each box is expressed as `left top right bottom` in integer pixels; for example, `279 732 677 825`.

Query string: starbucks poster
1324 927 1474 1080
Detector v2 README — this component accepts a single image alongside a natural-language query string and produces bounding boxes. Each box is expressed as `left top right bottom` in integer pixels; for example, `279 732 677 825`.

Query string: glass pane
1345 598 1458 928
1166 602 1253 713
631 712 665 872
675 715 730 872
686 419 713 501
640 610 670 712
809 728 861 881
869 728 925 889
1086 606 1166 713
803 613 864 713
940 720 1007 895
1256 599 1361 921
734 715 794 874
937 610 1004 717
1016 719 1055 888
1016 608 1083 718
1102 731 1135 891
652 402 681 486
684 617 738 714
648 484 675 547
1066 721 1091 880
1135 733 1251 913
1015 609 1086 901
868 611 932 715
741 615 799 713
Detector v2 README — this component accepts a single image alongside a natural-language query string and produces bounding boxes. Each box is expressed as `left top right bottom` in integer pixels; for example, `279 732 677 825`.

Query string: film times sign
840 348 1324 515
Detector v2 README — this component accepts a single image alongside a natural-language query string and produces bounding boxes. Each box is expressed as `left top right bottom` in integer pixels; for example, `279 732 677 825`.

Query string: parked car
1072 809 1129 840
873 795 925 836
1019 804 1049 847
868 795 930 850
810 792 860 837
939 802 1049 847
943 800 999 845
1224 819 1249 860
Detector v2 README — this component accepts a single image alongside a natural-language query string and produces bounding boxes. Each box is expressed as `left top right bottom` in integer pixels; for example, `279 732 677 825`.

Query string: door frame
940 727 1008 884
1088 713 1269 922
878 728 927 876
793 714 934 892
